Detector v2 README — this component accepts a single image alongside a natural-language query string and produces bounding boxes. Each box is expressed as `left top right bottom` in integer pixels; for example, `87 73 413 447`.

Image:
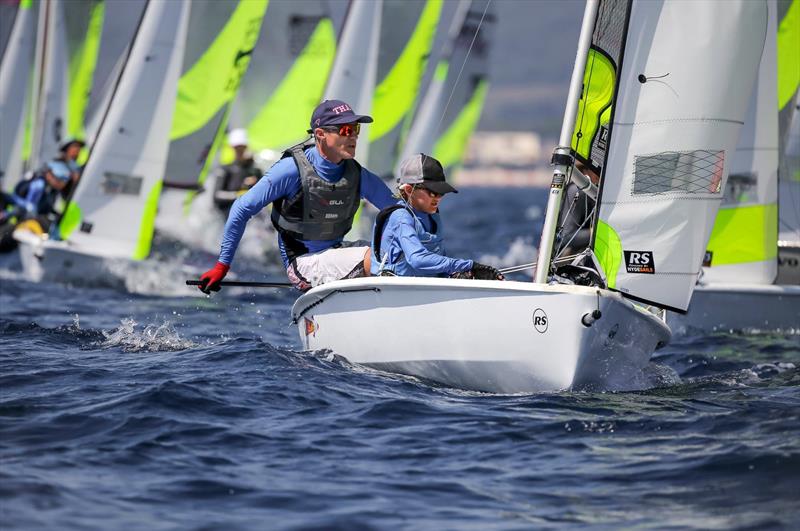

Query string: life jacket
372 203 443 274
12 171 58 215
270 142 362 258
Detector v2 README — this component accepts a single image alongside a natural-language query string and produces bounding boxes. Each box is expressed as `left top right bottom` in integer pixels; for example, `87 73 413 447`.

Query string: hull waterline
667 282 800 335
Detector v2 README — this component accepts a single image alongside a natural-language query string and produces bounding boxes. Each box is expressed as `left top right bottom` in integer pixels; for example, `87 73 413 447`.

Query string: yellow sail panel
369 0 443 142
170 0 269 141
58 201 82 240
67 0 104 142
133 179 163 260
571 48 615 165
246 19 335 151
433 80 488 170
705 204 778 266
593 220 622 289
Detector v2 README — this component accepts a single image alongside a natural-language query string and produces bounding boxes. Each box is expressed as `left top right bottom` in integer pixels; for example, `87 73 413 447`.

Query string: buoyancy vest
373 203 443 273
270 142 362 258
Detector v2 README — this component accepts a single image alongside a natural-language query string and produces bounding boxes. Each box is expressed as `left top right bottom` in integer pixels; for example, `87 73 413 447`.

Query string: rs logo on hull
532 308 548 333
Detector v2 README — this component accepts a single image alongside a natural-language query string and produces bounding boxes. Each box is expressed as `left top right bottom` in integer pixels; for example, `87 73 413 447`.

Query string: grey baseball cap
397 153 458 194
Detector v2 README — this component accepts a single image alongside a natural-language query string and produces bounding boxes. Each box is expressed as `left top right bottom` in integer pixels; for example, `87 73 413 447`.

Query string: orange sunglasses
323 123 361 137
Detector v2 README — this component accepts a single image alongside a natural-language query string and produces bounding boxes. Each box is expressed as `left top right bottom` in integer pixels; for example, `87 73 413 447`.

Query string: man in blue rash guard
371 153 504 281
198 100 395 293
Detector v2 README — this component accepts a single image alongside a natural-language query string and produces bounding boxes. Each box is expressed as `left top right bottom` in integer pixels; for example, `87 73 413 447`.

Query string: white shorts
287 242 369 291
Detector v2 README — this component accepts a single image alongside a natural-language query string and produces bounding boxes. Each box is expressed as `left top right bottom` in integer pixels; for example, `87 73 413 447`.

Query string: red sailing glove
199 262 229 294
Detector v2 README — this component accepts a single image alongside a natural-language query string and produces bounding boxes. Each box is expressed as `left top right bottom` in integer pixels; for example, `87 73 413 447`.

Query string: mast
534 0 600 284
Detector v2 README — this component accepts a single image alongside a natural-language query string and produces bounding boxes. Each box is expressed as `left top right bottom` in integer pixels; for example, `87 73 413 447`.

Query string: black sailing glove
470 262 505 281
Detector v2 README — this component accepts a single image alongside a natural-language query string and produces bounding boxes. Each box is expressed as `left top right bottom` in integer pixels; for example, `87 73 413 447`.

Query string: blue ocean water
1 187 799 530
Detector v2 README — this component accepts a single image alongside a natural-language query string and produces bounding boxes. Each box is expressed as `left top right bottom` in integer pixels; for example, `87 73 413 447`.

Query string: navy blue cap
307 99 373 133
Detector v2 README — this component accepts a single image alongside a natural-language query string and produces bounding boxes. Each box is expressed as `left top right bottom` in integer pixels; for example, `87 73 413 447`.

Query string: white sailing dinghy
291 0 766 393
666 0 800 334
15 0 190 286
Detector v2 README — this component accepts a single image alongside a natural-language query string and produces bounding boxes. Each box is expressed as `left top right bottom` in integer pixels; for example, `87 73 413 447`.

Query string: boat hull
667 282 800 335
15 229 128 289
777 242 800 285
292 277 671 393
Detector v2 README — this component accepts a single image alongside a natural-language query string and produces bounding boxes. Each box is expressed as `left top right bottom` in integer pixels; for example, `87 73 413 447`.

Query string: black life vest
270 142 362 259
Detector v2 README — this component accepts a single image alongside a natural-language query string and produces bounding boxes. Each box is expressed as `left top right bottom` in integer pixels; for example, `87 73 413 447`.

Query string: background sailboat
366 0 443 179
230 0 336 165
667 0 800 334
154 0 268 249
15 0 191 288
397 0 495 178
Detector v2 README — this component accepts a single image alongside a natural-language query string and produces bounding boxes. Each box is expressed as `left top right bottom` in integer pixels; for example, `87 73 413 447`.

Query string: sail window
631 150 725 195
101 172 143 195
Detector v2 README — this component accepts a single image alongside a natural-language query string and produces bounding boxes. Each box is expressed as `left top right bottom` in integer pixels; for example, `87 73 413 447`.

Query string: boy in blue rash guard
371 153 504 281
198 100 395 293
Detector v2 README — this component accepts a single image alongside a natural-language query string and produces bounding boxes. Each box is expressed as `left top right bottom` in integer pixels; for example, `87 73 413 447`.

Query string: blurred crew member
213 128 262 214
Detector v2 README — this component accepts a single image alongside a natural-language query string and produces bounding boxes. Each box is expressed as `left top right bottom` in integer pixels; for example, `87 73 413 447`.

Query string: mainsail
163 0 268 191
778 0 800 245
58 0 190 260
230 0 336 160
23 0 111 175
397 0 494 176
702 1 780 285
0 0 36 188
323 0 382 163
569 0 767 311
366 0 443 178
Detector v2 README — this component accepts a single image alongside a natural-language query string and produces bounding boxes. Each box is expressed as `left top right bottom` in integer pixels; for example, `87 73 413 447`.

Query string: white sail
590 0 767 312
366 0 443 178
57 0 190 260
29 0 70 170
230 1 336 160
395 0 471 171
702 2 779 285
778 0 800 245
0 0 36 189
323 0 382 163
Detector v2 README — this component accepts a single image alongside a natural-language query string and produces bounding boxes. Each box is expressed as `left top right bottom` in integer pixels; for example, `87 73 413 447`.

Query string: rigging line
554 205 594 261
498 253 582 274
432 0 492 140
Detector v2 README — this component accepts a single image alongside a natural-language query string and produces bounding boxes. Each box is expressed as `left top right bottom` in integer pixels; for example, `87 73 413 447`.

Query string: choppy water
2 187 799 530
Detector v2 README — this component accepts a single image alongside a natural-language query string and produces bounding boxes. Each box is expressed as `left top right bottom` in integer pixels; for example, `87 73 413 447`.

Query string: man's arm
359 168 396 210
218 158 299 266
392 212 472 275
